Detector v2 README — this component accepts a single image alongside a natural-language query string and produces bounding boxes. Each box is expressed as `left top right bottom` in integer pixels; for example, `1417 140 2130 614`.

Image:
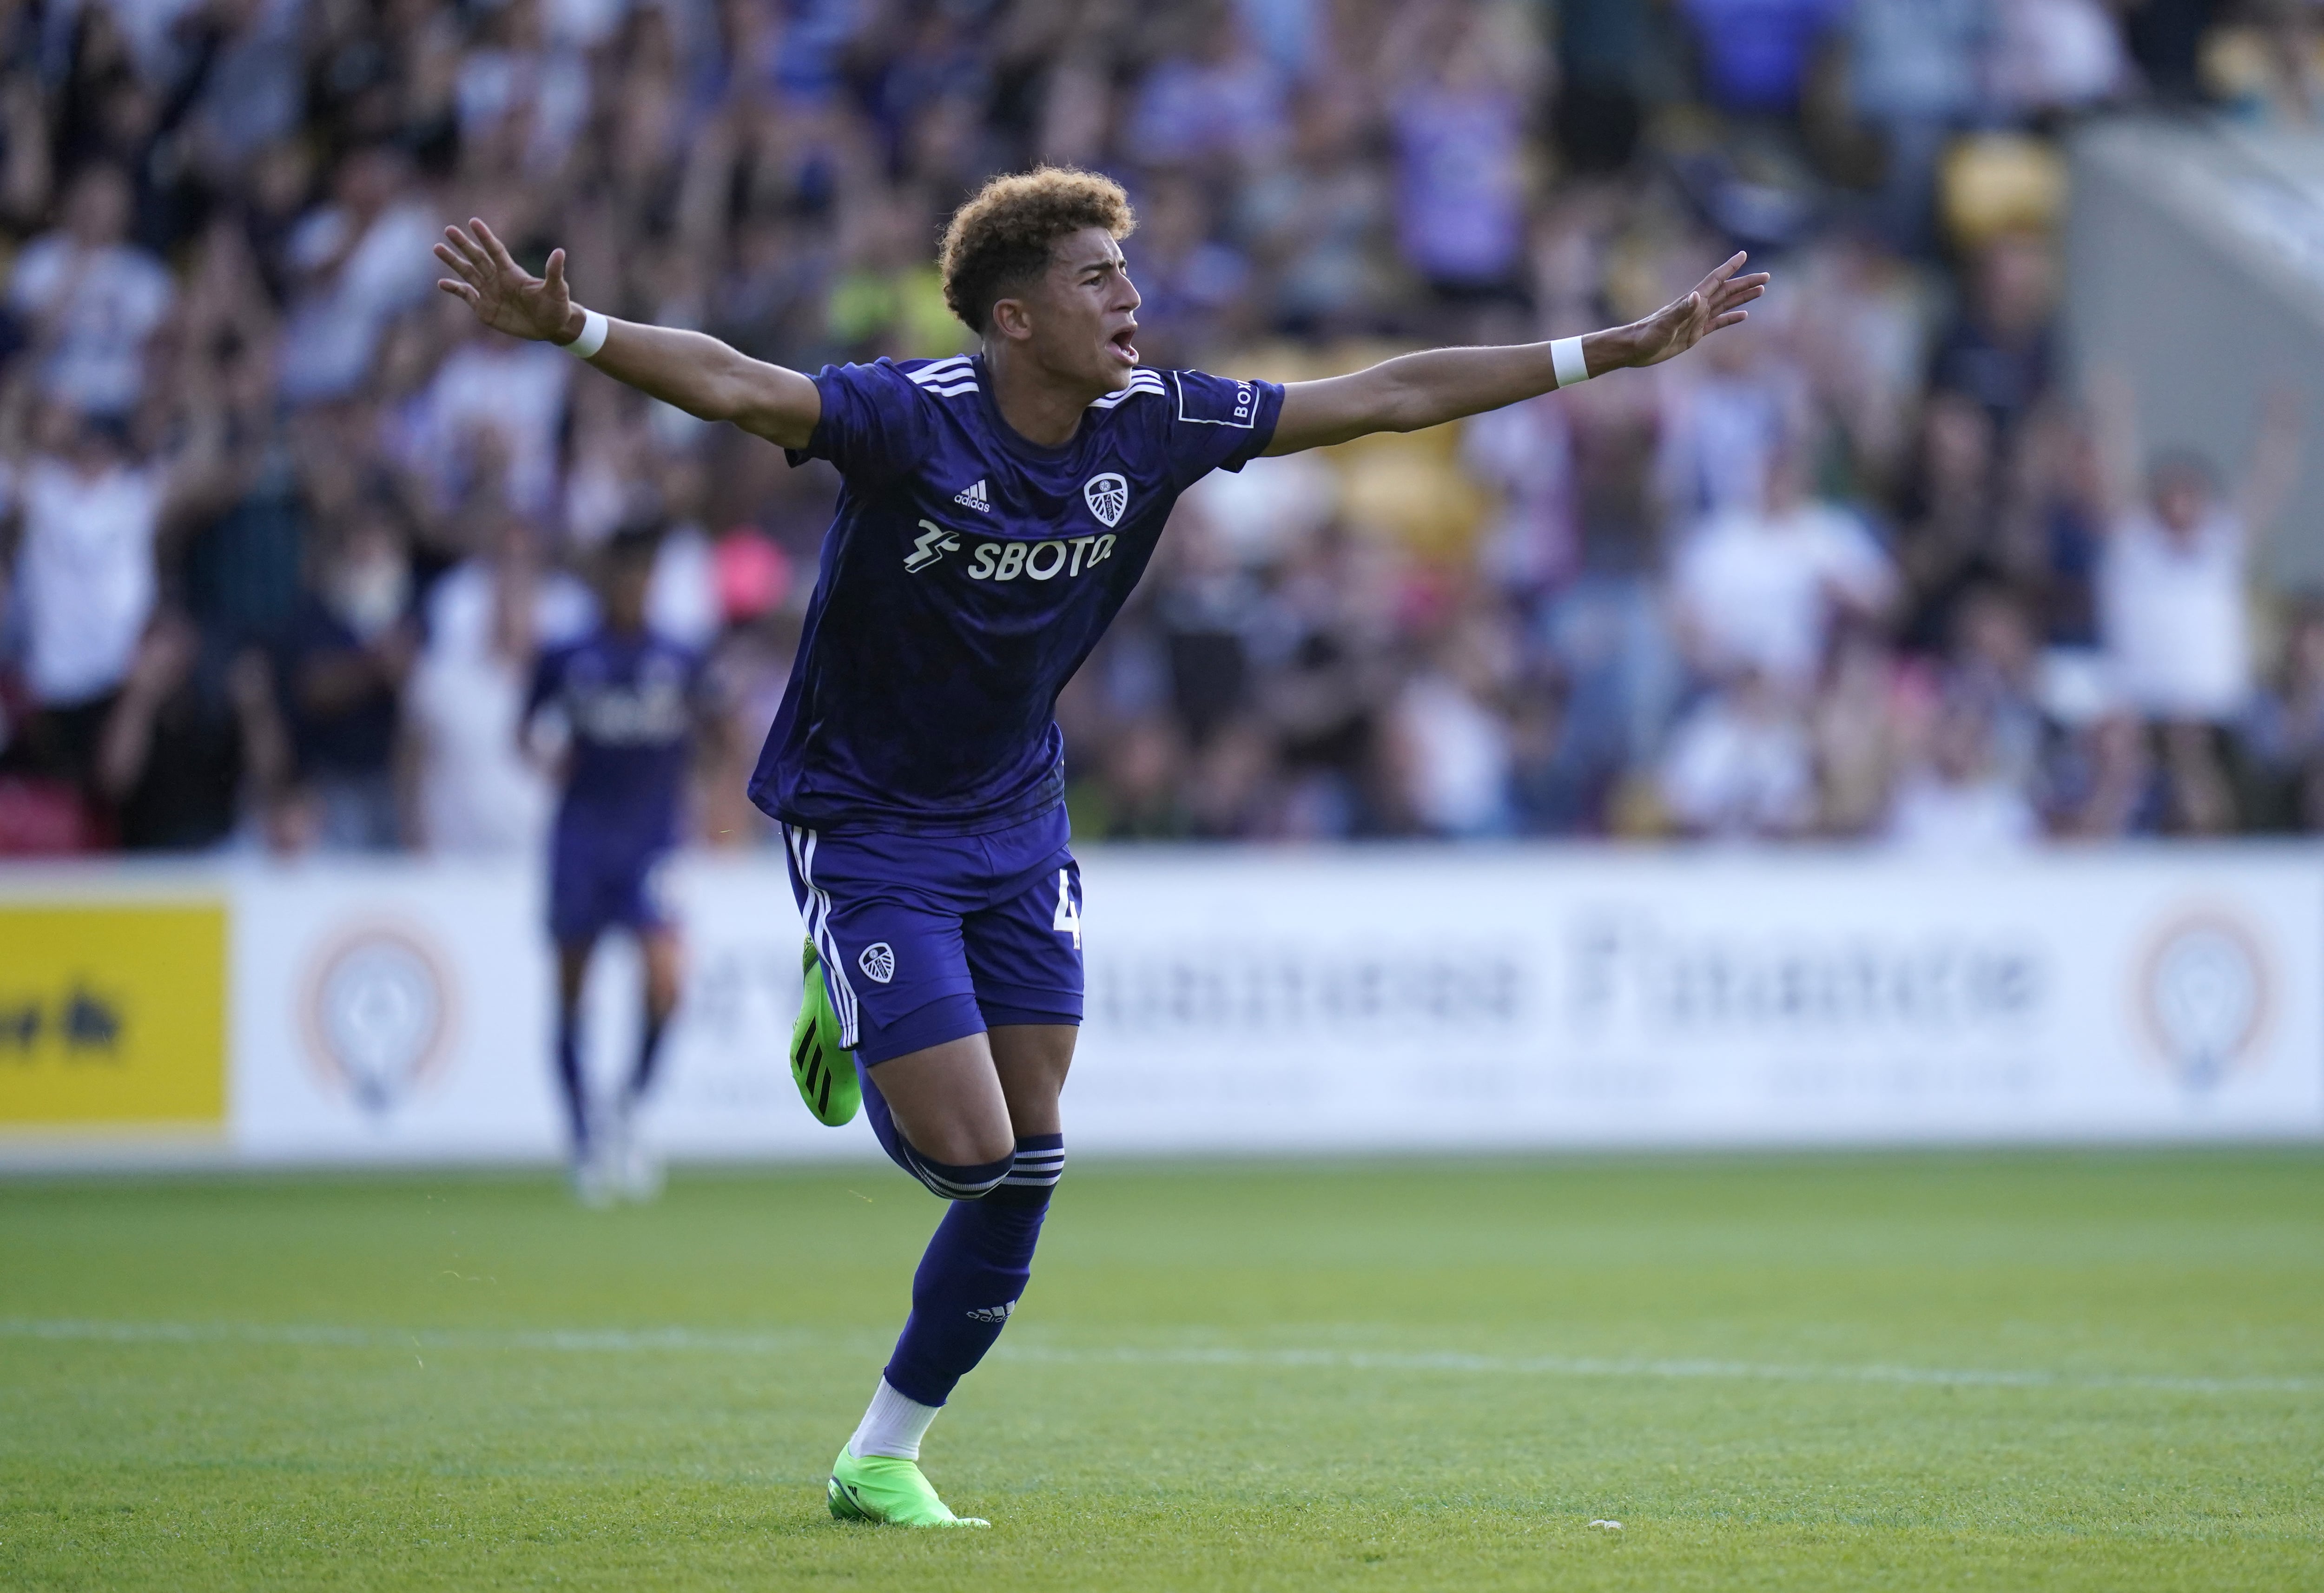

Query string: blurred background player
523 521 718 1205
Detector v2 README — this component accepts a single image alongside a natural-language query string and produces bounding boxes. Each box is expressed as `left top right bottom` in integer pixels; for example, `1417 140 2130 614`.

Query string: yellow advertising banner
0 902 227 1126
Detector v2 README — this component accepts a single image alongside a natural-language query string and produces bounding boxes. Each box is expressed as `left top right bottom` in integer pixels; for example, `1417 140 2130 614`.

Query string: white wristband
1550 336 1591 389
559 307 608 360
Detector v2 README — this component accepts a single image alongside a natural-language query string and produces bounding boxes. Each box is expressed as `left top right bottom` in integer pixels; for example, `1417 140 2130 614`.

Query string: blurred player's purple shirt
749 355 1284 835
529 628 705 851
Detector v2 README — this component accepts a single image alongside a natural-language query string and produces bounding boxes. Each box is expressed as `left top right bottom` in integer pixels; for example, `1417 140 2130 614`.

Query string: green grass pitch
2 1150 2320 1591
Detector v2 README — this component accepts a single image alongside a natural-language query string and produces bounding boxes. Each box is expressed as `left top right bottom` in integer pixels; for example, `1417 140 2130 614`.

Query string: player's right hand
434 219 581 344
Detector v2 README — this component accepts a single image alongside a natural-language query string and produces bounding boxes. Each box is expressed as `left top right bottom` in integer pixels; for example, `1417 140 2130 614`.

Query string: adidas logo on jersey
953 479 990 512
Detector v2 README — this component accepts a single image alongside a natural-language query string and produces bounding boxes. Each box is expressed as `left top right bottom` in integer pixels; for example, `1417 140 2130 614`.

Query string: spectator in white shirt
1659 666 1815 839
7 164 174 418
277 145 440 404
1992 0 2133 117
1885 695 2040 853
4 403 228 793
2091 375 2303 724
456 0 593 176
1388 620 1519 838
1655 325 1806 522
405 319 572 523
1670 438 1899 694
404 514 594 856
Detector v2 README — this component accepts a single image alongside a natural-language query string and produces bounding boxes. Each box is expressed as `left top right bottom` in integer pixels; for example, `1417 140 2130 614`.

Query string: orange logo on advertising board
2135 909 2272 1091
298 921 457 1114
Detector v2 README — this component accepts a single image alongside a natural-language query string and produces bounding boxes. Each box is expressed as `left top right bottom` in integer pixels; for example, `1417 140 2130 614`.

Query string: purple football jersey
747 355 1284 835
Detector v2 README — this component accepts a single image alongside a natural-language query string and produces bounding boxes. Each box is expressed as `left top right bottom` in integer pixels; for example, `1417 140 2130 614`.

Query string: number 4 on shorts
1051 869 1081 949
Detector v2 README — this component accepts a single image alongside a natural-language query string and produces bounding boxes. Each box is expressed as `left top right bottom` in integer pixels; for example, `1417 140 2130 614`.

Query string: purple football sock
554 1011 588 1152
881 1134 1063 1407
624 1008 670 1106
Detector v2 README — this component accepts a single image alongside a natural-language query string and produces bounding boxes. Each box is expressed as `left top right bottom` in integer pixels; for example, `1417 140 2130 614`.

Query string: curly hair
938 167 1136 336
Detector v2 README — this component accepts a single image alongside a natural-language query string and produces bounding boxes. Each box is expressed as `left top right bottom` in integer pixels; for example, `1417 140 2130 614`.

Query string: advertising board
1065 848 2324 1150
231 862 561 1161
0 899 226 1130
4 846 2318 1164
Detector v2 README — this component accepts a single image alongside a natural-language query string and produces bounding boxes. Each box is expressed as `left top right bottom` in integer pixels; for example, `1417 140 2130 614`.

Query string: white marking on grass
2 1318 2317 1398
0 1319 842 1356
989 1343 2324 1397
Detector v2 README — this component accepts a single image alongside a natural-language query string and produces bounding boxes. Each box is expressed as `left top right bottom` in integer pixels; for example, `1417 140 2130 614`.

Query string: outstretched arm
2240 384 2304 536
434 219 822 450
2085 364 2143 527
1264 253 1769 455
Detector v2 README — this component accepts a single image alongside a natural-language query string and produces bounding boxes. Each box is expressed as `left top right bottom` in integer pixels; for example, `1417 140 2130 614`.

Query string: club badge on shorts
858 942 897 984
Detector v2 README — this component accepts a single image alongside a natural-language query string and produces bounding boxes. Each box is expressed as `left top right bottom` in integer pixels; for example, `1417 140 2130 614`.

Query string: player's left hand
1619 252 1770 369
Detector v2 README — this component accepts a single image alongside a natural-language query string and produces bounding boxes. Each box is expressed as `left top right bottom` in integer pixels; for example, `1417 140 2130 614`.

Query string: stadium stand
0 0 2317 854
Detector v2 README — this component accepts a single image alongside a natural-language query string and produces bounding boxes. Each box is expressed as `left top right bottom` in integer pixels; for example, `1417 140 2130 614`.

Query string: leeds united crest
1083 473 1129 527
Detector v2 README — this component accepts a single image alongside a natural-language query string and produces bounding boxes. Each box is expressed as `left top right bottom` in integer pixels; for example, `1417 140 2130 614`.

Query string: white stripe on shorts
787 824 858 1048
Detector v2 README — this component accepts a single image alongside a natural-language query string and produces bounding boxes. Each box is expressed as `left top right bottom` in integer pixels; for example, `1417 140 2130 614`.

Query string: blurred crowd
0 0 2321 856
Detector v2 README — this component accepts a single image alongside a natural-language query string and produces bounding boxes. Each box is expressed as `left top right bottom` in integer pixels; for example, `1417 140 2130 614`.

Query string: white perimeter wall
6 844 2321 1164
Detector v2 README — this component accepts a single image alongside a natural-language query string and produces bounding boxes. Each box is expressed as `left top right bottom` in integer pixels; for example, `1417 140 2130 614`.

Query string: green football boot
791 938 860 1127
826 1447 989 1527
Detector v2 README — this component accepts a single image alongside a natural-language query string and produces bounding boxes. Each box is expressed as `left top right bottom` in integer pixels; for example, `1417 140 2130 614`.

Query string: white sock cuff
848 1376 940 1461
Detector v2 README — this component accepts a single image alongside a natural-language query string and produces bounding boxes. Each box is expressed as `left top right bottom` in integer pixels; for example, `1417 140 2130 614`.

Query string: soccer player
524 523 712 1205
436 169 1765 1522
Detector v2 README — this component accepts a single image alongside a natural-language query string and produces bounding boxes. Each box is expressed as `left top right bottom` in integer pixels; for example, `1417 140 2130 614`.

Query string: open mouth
1107 325 1139 366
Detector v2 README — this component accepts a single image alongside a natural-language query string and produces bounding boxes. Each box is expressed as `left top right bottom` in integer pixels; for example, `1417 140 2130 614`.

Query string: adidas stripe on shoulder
1089 369 1168 410
907 356 978 398
904 360 1164 408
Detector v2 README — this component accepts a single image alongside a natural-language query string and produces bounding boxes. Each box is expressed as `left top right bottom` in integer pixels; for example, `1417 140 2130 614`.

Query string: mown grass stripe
4 1317 2315 1396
